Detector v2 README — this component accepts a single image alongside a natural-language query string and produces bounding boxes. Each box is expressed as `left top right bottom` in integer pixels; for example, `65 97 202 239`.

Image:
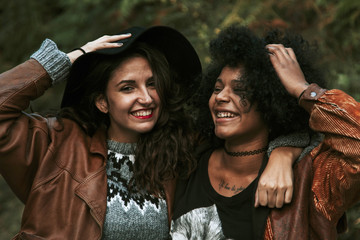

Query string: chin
136 124 157 134
214 129 231 140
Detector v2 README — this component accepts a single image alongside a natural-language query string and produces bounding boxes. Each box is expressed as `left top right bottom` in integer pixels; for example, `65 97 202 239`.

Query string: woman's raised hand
67 33 131 63
266 44 309 99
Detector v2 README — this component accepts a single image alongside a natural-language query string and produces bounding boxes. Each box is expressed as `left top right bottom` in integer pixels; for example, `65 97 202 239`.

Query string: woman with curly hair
170 26 360 239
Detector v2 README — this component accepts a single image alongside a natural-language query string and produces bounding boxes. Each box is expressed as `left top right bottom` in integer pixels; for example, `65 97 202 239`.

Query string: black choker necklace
224 146 267 157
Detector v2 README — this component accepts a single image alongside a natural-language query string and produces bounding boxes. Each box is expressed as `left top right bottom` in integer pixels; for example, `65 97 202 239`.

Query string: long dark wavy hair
57 42 196 196
193 25 326 147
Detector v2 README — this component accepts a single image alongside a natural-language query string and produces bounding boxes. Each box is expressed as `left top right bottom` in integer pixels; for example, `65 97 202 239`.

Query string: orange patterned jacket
263 84 360 239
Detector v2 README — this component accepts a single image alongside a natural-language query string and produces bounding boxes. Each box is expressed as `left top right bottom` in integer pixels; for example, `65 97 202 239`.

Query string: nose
137 88 153 105
215 88 230 103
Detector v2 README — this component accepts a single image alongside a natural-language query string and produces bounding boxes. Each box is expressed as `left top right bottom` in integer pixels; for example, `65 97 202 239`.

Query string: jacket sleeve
299 83 360 222
267 131 311 162
0 40 70 203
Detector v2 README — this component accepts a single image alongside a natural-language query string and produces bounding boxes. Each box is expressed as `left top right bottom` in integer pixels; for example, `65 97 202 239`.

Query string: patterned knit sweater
102 140 169 240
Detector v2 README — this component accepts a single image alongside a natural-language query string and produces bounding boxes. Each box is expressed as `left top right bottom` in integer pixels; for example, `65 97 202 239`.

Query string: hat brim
61 26 201 108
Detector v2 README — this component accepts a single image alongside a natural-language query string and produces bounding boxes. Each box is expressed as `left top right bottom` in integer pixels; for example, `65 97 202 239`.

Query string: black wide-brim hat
61 26 202 108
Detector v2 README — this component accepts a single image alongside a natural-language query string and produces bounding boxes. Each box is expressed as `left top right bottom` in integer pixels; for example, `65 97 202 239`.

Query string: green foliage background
0 0 359 239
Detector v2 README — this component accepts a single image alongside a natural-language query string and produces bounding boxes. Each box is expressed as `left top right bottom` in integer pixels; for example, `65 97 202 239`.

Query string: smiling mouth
131 109 153 119
216 111 236 118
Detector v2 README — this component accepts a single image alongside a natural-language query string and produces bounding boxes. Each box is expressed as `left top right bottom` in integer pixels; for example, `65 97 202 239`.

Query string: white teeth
132 110 152 116
216 112 235 118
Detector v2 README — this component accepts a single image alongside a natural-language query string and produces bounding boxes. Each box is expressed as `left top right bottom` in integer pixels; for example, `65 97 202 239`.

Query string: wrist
269 147 300 165
67 50 83 63
67 48 87 63
293 83 309 99
298 83 327 111
31 39 71 85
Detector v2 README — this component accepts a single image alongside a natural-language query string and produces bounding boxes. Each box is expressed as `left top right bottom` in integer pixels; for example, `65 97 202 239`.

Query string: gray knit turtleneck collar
106 139 136 155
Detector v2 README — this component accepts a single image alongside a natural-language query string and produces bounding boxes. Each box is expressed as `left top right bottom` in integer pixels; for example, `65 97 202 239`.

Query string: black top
171 144 270 240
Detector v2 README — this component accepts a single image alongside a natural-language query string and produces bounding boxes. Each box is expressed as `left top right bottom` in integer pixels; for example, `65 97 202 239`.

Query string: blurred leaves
0 0 360 239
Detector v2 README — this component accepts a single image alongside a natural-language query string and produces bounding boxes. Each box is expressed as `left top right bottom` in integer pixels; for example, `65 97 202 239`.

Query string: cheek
151 90 161 107
238 97 251 113
107 95 132 113
247 111 266 130
208 95 215 109
208 96 217 122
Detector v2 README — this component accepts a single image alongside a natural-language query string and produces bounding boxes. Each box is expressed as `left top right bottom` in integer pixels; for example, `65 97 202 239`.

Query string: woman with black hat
0 26 201 239
0 26 305 239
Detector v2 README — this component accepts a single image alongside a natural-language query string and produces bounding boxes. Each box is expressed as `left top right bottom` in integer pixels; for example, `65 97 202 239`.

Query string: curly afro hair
193 25 326 145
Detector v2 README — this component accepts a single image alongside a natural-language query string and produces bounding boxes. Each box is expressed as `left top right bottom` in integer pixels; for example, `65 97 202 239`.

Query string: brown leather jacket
262 84 360 239
0 60 176 239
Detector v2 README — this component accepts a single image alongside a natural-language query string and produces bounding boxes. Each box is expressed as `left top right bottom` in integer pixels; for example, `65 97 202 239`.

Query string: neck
220 137 268 175
107 126 139 143
207 134 269 197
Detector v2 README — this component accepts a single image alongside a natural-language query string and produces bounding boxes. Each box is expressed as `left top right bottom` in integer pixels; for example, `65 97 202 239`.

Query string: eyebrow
115 77 154 87
115 80 135 87
215 79 242 83
231 79 242 84
147 76 154 82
